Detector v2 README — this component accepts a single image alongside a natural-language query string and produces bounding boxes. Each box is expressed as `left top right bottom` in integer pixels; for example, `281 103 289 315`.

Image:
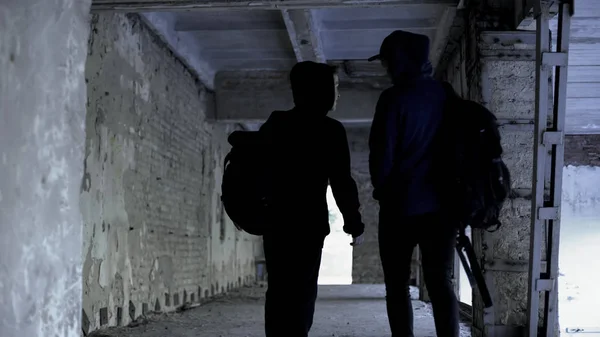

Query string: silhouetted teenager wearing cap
368 30 460 337
259 61 365 337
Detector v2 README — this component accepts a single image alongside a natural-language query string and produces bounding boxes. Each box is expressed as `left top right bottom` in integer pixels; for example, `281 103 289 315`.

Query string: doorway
458 227 473 306
318 186 353 285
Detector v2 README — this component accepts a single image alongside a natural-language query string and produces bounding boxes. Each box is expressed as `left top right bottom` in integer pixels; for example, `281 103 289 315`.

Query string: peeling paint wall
0 0 91 337
81 13 262 333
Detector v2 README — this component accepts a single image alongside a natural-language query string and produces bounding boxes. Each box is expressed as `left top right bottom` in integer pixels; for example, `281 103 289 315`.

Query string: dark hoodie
368 30 447 216
259 61 364 238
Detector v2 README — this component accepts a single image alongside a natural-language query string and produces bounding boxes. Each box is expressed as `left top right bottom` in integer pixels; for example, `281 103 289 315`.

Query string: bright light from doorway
318 186 353 285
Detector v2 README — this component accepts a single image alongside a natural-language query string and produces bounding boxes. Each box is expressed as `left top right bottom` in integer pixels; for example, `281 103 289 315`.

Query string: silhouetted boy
259 61 365 337
368 30 460 337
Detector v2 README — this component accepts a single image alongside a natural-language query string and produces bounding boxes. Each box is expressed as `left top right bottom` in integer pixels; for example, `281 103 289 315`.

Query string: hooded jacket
369 31 447 216
259 61 364 238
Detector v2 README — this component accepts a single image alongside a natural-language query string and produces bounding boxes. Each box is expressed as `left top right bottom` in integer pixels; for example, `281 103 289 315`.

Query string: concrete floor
90 285 471 337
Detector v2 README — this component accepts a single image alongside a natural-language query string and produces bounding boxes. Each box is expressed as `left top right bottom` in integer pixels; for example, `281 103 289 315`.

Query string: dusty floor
91 284 471 337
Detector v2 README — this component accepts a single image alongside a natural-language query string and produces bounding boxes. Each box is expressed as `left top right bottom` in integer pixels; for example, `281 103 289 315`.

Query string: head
368 30 433 83
290 61 340 116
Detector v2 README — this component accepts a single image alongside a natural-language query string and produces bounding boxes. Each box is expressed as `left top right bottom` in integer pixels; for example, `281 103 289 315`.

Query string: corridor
3 1 600 337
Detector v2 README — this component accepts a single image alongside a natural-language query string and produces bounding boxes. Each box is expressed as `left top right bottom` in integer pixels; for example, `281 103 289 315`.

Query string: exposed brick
81 13 261 333
565 135 600 166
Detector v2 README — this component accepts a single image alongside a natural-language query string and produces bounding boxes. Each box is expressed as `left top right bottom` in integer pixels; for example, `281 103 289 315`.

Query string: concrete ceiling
92 0 600 135
138 2 459 89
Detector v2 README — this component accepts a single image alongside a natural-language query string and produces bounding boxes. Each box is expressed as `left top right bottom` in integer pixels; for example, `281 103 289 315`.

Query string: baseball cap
368 30 430 62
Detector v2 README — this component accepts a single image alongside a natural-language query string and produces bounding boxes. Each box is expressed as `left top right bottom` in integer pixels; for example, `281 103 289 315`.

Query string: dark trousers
379 208 459 337
263 234 324 337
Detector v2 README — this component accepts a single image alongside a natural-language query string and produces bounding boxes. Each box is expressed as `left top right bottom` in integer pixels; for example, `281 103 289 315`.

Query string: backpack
437 83 512 232
221 129 274 236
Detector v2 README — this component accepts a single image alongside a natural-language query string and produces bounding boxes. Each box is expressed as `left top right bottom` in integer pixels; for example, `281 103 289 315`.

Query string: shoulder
459 100 498 129
378 87 396 101
260 110 289 131
463 100 496 118
423 78 447 98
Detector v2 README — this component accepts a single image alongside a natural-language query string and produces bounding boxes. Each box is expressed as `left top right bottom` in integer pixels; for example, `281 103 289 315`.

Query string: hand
350 233 364 246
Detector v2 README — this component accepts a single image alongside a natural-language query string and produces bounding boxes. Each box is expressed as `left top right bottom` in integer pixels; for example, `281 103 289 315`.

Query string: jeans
263 234 324 337
378 209 459 337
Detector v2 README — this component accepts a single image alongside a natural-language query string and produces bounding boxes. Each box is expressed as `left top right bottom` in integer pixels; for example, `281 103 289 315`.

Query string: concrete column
347 127 420 285
0 1 91 336
469 30 552 337
346 127 384 283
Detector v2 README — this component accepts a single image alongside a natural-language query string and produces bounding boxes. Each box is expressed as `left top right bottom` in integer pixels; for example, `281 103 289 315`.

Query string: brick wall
81 13 262 333
565 135 600 166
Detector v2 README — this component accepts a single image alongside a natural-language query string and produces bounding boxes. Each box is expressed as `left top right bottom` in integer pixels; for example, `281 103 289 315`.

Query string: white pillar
0 0 91 336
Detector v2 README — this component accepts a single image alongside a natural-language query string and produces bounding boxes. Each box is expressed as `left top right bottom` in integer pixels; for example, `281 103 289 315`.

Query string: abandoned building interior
1 0 600 336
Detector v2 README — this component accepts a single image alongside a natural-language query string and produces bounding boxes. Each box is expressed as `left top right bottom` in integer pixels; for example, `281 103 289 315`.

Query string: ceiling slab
138 1 458 91
314 4 447 19
181 30 293 50
212 59 297 70
321 18 438 30
322 29 437 60
91 0 459 11
314 5 450 66
174 10 285 31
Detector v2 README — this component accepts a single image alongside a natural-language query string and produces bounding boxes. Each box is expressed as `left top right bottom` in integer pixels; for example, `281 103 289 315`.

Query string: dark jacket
369 31 447 216
259 62 364 237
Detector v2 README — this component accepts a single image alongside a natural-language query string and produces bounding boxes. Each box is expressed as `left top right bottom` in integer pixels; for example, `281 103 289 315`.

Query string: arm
329 122 365 238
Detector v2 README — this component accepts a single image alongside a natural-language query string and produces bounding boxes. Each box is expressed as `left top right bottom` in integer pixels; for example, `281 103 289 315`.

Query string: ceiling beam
281 9 326 63
173 17 439 32
213 70 600 134
91 0 460 12
174 20 286 32
212 71 382 123
321 18 438 30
